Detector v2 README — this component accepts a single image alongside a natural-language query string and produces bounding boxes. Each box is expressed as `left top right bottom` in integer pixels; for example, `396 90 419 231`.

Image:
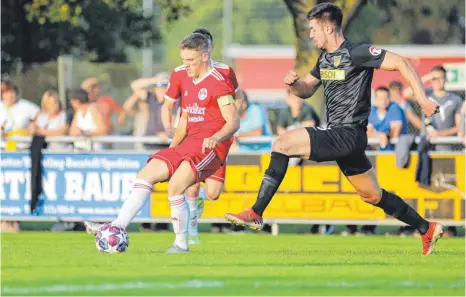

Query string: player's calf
167 161 198 251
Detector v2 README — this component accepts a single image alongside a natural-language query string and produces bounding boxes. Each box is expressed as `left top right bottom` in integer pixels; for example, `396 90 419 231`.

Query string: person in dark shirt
277 89 320 135
225 2 442 255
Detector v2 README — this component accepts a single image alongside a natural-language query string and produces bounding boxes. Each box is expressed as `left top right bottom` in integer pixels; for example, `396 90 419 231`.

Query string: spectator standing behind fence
405 66 462 151
127 72 171 232
0 80 40 151
388 81 422 132
81 77 125 135
368 87 407 151
277 90 320 135
29 90 70 151
234 91 271 152
128 72 170 151
68 89 106 151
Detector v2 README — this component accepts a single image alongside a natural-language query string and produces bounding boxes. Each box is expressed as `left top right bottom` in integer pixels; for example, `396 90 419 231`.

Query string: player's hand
202 137 219 153
284 70 299 86
420 97 440 117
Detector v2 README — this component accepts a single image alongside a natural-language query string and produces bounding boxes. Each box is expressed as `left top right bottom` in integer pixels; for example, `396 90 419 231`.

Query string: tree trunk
284 0 366 117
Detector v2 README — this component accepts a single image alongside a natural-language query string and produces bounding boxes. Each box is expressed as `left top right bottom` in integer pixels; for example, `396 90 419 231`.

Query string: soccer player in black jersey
225 3 442 255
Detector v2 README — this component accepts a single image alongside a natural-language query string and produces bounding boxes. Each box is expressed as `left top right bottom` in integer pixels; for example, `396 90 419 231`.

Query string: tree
372 0 465 45
283 0 366 114
1 0 191 74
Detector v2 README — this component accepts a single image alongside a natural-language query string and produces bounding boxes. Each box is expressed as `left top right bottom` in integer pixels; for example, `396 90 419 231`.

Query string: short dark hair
431 65 446 75
192 28 213 44
179 33 210 53
307 2 343 28
68 88 88 103
389 81 403 89
1 80 18 94
375 86 390 94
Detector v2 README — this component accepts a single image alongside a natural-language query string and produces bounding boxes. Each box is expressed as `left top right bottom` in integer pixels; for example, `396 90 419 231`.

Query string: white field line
2 279 464 294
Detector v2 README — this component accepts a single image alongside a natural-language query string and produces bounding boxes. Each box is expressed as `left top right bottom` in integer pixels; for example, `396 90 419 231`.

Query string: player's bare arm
169 111 188 148
202 95 239 153
161 99 177 137
285 71 321 99
379 52 439 117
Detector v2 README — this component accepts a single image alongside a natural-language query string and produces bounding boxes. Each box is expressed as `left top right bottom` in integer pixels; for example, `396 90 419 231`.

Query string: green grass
1 232 465 296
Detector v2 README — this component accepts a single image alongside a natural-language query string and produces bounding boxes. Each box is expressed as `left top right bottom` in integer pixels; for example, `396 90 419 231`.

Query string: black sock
375 189 430 234
252 152 289 216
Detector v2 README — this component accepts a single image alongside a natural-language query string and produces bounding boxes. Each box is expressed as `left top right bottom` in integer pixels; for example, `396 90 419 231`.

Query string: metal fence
1 135 463 152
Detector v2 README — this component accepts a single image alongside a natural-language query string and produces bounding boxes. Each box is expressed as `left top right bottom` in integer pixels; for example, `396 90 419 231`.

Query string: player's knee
272 136 292 156
358 188 382 205
167 180 184 197
205 187 221 201
186 184 200 198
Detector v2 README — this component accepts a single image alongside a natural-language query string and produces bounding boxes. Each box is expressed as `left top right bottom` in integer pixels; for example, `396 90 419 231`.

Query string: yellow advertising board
150 153 465 224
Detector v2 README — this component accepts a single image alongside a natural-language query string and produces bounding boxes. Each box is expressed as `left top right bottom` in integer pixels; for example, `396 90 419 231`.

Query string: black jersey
311 39 386 127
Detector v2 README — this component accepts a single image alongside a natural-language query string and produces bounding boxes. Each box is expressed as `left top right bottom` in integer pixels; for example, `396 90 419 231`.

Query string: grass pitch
1 232 464 296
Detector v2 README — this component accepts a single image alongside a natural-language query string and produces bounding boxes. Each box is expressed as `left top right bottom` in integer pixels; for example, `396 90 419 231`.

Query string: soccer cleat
421 222 443 255
84 221 104 235
166 244 189 254
188 234 201 245
224 209 263 231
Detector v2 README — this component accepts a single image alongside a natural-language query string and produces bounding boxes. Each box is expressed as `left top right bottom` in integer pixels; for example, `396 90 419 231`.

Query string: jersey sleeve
350 44 387 69
227 67 240 93
165 70 182 102
214 80 236 100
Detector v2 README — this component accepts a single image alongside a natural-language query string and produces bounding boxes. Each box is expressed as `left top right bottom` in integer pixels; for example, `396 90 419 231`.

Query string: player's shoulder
347 41 383 58
212 60 234 76
208 69 234 94
211 60 231 70
209 68 227 83
171 64 187 76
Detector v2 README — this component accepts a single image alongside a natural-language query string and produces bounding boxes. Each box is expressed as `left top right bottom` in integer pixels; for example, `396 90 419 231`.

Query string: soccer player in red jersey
85 33 239 253
162 28 243 244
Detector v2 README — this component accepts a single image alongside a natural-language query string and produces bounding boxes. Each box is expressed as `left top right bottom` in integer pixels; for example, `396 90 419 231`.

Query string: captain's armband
217 95 235 106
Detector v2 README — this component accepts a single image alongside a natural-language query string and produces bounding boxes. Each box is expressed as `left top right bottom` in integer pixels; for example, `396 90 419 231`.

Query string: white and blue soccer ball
95 224 129 254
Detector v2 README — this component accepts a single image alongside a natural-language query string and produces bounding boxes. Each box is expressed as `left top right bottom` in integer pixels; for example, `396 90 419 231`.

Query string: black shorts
306 125 372 176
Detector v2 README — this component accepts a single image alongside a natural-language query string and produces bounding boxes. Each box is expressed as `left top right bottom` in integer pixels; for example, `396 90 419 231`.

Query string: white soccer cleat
84 221 104 235
188 234 201 245
166 244 189 254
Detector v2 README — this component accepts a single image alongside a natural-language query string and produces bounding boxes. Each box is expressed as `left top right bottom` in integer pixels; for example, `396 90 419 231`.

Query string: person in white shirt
0 80 40 150
30 90 70 151
69 89 106 151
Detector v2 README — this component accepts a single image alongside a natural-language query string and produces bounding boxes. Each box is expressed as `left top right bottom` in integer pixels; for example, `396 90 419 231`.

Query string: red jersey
180 68 235 160
165 60 239 102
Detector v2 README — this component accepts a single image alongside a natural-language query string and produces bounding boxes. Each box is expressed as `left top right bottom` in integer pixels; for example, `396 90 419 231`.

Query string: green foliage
162 0 294 70
347 0 465 45
1 0 191 74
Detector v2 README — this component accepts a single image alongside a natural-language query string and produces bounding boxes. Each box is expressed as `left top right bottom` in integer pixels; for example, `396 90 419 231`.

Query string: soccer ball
95 224 129 254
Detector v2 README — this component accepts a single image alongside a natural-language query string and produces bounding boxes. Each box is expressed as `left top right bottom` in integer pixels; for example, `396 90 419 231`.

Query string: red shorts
208 162 226 183
148 140 225 182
